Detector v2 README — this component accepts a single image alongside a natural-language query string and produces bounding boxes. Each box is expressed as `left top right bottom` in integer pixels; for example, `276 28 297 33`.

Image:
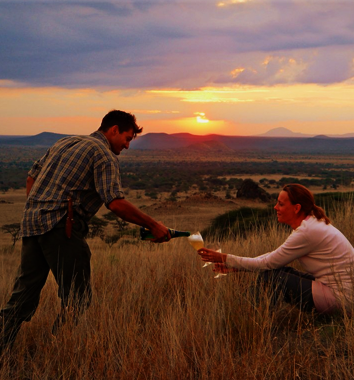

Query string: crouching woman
198 184 354 314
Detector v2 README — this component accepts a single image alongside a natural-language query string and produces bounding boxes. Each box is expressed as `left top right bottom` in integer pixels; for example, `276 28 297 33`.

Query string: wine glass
204 242 227 278
203 242 221 268
188 232 208 268
188 234 226 278
187 232 204 251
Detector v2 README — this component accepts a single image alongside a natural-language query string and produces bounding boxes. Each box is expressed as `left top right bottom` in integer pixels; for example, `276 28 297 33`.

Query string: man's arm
26 176 35 197
108 198 170 242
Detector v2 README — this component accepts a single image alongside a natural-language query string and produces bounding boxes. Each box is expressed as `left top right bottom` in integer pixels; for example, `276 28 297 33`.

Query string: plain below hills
0 130 354 154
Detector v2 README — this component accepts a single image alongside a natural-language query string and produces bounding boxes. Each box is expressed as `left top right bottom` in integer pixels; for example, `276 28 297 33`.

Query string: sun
195 112 209 123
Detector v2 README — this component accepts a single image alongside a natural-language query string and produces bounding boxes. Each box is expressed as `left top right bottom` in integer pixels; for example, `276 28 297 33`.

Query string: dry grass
1 203 354 379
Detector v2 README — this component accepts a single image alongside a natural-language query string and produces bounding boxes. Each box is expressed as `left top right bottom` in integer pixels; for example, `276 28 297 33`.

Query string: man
0 110 170 352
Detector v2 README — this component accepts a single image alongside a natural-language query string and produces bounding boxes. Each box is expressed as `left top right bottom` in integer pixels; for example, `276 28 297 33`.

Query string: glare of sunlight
195 112 210 123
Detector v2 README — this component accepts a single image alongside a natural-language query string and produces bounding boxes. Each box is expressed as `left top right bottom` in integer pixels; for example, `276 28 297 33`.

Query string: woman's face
274 190 300 227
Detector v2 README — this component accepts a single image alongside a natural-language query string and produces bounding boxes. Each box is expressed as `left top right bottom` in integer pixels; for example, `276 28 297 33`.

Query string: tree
145 191 158 200
101 233 122 249
87 216 108 239
166 190 178 202
100 212 139 247
100 228 138 248
1 223 21 246
0 186 9 193
102 212 129 230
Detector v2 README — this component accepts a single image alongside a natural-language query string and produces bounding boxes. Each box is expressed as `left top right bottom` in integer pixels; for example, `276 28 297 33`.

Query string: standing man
0 110 170 352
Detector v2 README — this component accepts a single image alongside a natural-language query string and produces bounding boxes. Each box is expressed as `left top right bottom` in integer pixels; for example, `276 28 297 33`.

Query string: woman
198 184 354 314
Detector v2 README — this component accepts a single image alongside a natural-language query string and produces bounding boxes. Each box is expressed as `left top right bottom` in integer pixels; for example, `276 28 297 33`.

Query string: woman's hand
197 248 227 263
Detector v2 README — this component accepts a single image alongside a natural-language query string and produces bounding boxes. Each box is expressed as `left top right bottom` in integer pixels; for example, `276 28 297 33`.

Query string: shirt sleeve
226 226 312 271
27 149 50 180
93 156 125 205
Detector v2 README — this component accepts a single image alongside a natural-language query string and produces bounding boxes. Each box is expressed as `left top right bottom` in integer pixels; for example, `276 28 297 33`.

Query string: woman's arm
199 225 312 271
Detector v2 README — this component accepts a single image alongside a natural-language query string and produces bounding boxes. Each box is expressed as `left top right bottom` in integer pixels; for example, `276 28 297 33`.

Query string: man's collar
90 130 112 151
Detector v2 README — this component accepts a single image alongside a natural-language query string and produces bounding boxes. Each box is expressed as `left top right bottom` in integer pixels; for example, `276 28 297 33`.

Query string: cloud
216 48 354 85
0 1 354 89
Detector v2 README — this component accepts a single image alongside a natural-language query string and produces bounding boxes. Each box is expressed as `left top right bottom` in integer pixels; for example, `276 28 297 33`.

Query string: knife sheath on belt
65 197 74 238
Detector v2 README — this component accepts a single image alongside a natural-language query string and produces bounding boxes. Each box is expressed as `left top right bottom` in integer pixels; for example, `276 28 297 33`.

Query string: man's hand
197 248 227 263
150 221 171 243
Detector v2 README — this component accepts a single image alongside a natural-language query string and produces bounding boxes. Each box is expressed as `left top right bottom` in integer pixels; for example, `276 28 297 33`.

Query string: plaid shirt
21 131 124 237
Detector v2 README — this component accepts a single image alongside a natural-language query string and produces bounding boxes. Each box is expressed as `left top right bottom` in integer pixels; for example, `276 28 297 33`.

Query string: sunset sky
1 0 354 137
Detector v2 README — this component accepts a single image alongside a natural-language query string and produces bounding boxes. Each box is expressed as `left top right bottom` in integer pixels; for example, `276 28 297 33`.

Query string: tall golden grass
1 201 354 379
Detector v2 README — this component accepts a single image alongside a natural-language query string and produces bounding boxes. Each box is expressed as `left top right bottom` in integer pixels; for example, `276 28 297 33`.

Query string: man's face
110 127 134 155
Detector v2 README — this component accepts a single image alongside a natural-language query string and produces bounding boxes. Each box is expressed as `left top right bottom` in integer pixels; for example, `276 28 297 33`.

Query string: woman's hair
282 183 330 224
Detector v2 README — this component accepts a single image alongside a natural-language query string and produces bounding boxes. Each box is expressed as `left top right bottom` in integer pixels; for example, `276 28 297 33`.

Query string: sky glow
1 1 354 136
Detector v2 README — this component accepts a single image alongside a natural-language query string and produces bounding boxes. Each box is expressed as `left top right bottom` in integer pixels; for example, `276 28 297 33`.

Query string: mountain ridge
0 132 72 146
1 129 354 154
258 127 354 138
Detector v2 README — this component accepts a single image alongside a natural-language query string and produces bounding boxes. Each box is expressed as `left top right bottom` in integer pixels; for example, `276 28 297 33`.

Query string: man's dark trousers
0 216 92 350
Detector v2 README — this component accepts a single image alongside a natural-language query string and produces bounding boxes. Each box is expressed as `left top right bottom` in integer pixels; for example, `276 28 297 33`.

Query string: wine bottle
140 227 191 241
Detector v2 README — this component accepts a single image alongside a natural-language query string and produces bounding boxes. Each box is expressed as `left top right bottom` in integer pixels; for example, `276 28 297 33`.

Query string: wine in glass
187 232 204 251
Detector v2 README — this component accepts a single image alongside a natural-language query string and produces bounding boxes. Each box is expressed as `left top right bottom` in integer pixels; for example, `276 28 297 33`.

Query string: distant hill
334 132 354 138
0 135 29 139
313 135 330 139
259 127 354 138
130 133 191 150
2 130 354 154
0 132 71 146
259 127 312 138
130 133 354 154
130 132 231 150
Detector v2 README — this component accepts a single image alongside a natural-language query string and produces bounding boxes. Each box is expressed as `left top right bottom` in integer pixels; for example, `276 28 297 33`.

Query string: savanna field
1 189 354 379
2 150 354 379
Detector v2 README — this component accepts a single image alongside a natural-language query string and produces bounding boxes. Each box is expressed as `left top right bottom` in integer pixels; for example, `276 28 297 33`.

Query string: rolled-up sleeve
93 158 125 206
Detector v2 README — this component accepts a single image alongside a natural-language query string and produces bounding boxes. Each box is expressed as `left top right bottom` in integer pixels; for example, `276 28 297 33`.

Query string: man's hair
99 110 143 137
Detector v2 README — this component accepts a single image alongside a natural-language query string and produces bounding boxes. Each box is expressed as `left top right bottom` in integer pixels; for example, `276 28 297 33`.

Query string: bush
87 216 108 239
202 206 279 240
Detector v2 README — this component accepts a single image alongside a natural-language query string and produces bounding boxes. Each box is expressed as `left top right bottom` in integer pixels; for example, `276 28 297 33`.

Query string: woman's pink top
225 216 354 313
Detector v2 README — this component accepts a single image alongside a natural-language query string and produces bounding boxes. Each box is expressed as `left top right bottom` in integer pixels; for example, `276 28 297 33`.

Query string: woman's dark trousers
258 267 316 312
0 217 92 351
